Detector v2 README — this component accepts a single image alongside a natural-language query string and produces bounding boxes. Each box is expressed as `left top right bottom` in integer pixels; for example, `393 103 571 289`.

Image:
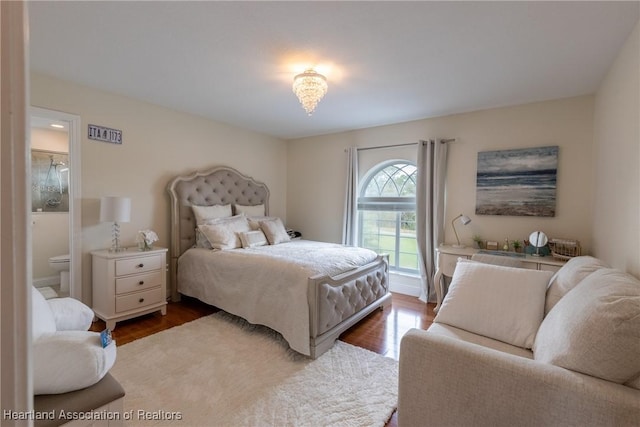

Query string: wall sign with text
88 124 123 144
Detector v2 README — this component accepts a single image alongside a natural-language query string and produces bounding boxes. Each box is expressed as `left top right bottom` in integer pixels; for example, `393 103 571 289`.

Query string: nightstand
91 247 168 329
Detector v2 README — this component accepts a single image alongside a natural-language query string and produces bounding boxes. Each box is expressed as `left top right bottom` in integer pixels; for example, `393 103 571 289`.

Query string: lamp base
452 244 466 248
108 246 127 253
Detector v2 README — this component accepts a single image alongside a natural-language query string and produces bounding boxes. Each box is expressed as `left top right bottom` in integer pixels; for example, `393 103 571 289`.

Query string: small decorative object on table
548 238 581 260
136 229 158 251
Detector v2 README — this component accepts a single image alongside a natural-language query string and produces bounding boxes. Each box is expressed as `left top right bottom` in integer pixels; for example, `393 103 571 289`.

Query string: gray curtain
342 147 359 245
416 139 448 302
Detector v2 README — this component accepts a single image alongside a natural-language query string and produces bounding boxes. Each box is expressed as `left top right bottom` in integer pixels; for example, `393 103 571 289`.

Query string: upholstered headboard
166 166 270 300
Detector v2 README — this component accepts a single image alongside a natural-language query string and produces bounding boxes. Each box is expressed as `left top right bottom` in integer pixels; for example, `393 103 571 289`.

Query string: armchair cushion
33 331 117 395
434 259 552 348
534 268 640 384
47 297 94 331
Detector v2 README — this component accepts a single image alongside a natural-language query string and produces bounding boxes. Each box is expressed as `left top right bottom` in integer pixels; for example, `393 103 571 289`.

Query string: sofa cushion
47 297 94 331
544 255 609 314
427 323 534 359
534 268 640 383
435 259 552 348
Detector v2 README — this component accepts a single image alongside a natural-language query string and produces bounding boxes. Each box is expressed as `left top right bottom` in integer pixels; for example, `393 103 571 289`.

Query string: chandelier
292 69 328 116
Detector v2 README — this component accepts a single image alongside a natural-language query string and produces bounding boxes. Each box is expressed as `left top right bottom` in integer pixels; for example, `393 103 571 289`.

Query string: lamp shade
99 196 131 223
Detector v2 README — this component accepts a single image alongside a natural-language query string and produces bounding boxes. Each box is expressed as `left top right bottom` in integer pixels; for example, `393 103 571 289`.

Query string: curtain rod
354 138 456 152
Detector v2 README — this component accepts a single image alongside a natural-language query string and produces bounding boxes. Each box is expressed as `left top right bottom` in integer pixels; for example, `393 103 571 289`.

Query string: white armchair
32 286 117 395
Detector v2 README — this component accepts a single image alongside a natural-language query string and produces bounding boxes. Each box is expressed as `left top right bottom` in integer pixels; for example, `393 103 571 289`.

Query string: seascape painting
475 146 558 217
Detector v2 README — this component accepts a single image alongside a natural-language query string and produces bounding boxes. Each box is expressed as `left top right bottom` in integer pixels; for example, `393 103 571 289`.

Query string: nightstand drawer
115 270 163 295
115 254 163 276
115 287 163 313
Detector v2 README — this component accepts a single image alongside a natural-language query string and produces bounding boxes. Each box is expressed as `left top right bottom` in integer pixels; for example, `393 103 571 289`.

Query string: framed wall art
475 145 558 217
31 149 69 213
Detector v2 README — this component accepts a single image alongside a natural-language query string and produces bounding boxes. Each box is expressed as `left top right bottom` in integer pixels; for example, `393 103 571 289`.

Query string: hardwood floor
91 292 435 426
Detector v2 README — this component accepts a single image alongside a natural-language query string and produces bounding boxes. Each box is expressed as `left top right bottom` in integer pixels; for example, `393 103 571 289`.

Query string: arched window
358 161 418 274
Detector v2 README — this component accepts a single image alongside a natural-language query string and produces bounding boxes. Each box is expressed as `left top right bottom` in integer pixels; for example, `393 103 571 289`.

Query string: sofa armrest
398 329 640 427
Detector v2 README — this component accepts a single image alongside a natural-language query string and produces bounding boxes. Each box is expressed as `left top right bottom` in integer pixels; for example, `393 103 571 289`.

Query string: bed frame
167 166 391 358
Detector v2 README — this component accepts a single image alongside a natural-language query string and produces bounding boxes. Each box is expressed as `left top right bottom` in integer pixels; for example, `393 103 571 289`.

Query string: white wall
31 73 287 304
593 20 640 277
287 96 595 256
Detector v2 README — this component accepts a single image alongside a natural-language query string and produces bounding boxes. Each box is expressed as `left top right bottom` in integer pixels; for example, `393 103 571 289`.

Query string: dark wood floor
91 292 435 426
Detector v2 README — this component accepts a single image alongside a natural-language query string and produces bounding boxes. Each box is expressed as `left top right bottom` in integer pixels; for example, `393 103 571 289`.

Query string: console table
433 245 565 312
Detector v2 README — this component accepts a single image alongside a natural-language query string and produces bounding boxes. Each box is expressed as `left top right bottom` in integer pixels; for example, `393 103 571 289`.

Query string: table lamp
452 214 472 248
100 196 131 252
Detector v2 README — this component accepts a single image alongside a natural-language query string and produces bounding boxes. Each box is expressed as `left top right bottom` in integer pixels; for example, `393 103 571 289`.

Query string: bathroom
31 117 70 298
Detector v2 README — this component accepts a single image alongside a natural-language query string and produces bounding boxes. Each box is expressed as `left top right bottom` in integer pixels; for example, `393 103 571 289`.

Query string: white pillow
199 215 251 250
32 286 56 341
434 259 553 348
239 230 268 248
544 255 609 314
195 228 213 249
259 218 291 245
235 204 265 217
33 331 116 395
191 204 232 225
534 268 640 383
47 297 94 331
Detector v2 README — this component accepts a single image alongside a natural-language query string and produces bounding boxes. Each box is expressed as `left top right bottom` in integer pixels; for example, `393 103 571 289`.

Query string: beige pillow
259 218 290 245
544 256 609 314
234 204 265 217
198 216 251 250
435 260 552 348
534 268 640 383
192 204 232 225
239 230 268 248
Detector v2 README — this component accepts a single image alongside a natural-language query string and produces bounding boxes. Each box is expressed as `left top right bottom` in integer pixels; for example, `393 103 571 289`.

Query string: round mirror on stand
528 231 548 257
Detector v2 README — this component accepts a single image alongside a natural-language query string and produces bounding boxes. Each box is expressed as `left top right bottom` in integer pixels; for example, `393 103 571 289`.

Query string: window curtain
416 139 448 302
342 147 359 245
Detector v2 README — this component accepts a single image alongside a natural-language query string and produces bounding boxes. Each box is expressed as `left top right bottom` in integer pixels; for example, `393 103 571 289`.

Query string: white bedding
177 240 379 355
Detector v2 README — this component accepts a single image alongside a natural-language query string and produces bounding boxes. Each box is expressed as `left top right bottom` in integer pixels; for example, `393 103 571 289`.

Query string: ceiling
28 1 639 140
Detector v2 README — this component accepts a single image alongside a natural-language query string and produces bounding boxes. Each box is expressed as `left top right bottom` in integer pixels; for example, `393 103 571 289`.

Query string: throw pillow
435 260 553 348
239 230 269 248
191 204 232 225
533 268 640 384
198 216 251 250
259 218 291 245
544 255 609 314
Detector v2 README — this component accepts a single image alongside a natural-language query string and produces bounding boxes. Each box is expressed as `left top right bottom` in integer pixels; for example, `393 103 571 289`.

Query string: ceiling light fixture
292 69 328 116
50 123 65 129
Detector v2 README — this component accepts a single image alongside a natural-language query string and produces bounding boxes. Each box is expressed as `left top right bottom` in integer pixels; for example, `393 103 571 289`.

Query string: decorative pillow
198 215 251 250
33 331 117 394
435 260 553 348
47 297 94 331
32 286 56 341
191 204 232 225
239 230 269 248
235 204 265 217
247 216 277 230
259 218 291 245
544 255 609 314
195 228 213 249
533 268 640 383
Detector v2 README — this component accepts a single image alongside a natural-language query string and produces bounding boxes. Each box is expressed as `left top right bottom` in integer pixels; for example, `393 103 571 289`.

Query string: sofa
31 287 125 427
398 256 640 426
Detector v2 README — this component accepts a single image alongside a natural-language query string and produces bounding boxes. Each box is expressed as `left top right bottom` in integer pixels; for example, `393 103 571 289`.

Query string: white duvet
177 240 379 355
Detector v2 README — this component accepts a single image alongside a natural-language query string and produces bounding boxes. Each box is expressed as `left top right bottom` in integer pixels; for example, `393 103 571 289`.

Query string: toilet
48 254 70 294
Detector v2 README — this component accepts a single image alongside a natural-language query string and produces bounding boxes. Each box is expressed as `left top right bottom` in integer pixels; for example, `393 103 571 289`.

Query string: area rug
110 312 398 426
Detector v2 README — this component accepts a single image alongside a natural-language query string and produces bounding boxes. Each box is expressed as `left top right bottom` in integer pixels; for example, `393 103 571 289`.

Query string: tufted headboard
166 166 270 300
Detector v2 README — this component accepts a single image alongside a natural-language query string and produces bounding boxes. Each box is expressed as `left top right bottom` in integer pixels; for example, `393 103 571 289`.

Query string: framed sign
475 145 558 217
88 124 122 144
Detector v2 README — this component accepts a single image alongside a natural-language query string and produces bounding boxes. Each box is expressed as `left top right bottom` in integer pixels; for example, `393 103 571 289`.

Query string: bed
167 166 391 358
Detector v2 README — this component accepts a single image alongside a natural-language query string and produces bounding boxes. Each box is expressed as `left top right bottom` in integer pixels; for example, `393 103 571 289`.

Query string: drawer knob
139 298 145 303
137 263 144 268
138 280 144 285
